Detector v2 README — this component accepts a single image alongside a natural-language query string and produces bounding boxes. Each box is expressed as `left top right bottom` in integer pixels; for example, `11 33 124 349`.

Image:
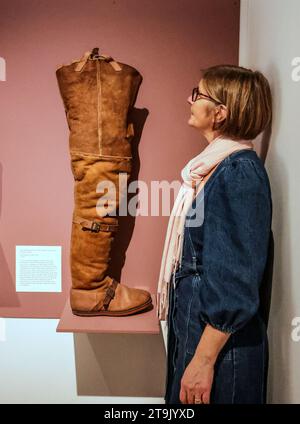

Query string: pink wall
0 0 240 318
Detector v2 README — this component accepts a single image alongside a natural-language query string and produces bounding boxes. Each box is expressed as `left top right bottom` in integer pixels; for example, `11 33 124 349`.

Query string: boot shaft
56 51 142 158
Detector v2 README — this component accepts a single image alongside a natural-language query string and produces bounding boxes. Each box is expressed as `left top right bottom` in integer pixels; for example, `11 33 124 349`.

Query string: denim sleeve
198 159 272 334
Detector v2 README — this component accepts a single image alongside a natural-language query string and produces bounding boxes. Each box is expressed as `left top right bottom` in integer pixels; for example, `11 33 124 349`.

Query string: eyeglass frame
192 87 224 106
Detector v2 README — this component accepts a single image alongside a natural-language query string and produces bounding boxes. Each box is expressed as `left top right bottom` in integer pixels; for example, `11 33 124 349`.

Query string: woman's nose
187 95 194 105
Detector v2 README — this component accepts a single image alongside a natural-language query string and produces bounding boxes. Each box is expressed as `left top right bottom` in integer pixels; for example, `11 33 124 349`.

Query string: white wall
240 0 300 404
0 318 163 404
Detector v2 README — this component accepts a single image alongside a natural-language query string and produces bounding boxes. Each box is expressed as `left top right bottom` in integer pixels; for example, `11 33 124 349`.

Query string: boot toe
109 284 152 313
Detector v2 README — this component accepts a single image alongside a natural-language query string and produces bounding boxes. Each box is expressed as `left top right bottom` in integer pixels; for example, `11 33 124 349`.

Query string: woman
156 65 273 404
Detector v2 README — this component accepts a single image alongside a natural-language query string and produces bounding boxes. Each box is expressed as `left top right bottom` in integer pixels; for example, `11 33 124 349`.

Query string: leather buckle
91 221 101 233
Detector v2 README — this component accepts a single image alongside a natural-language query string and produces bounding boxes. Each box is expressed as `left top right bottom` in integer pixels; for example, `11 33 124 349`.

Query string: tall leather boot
56 48 152 316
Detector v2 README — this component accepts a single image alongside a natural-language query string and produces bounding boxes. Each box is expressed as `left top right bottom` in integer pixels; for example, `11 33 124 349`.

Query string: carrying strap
73 215 119 233
56 51 91 72
74 49 122 73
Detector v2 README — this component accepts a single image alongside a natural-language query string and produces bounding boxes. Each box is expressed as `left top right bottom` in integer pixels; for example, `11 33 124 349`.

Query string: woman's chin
188 115 194 125
188 115 197 127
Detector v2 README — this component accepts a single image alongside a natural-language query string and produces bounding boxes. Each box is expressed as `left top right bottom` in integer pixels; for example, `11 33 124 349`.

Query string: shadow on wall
73 331 166 398
254 120 276 404
261 63 293 404
260 123 272 166
267 156 292 404
108 107 149 284
256 117 274 330
0 162 20 307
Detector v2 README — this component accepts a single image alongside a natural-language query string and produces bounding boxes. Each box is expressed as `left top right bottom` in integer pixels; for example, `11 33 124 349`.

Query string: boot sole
72 297 153 317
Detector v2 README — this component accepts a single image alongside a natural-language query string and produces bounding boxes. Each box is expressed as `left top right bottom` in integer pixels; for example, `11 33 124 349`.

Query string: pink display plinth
56 294 160 334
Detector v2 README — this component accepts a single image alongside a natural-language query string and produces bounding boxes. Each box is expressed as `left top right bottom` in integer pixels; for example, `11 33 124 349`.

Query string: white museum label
15 246 62 293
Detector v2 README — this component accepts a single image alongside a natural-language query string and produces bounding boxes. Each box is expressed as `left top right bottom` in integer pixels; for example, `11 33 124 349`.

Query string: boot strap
102 279 119 310
98 53 122 72
75 50 122 72
73 215 118 232
74 51 91 72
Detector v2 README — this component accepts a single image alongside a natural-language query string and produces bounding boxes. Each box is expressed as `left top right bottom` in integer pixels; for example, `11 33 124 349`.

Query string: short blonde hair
200 65 272 140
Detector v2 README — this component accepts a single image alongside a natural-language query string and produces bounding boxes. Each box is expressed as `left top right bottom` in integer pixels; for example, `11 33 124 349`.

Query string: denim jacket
176 149 273 334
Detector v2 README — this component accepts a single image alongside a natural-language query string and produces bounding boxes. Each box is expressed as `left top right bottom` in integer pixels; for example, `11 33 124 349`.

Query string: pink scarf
156 135 254 321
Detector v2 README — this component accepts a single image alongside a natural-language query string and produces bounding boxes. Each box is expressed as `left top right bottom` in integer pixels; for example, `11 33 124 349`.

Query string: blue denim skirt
164 271 269 404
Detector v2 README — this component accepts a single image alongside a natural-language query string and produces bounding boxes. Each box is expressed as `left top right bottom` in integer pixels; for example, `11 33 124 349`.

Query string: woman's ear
214 104 227 124
215 105 227 124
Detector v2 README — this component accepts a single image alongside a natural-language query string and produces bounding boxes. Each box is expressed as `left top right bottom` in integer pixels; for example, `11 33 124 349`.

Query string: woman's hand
179 323 231 404
179 355 214 404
